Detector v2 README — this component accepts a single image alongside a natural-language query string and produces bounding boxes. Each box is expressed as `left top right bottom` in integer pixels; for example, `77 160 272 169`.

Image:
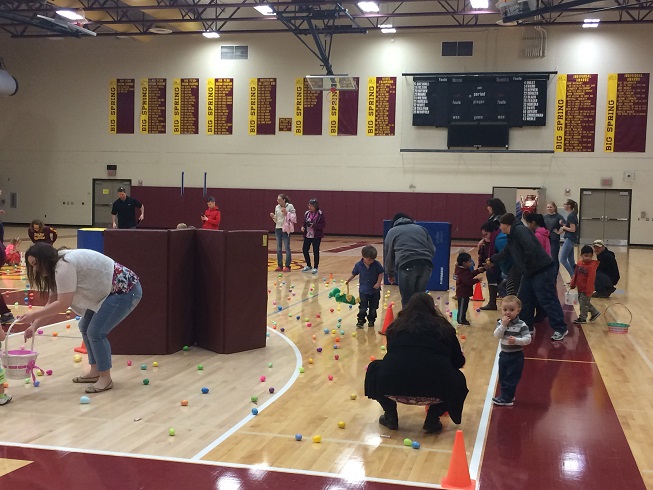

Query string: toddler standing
455 252 484 326
571 245 601 324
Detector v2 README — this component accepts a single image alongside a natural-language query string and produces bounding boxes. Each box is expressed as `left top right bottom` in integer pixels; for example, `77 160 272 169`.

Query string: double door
579 189 631 246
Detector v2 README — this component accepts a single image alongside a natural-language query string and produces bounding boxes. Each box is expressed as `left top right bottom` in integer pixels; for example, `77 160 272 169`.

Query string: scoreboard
412 74 549 127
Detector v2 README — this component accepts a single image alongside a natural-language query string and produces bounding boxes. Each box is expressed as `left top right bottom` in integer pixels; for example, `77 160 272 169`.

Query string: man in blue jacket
488 214 569 341
384 213 435 307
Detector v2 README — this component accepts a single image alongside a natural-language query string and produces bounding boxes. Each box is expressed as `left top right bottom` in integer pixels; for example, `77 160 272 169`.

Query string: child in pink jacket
525 213 551 256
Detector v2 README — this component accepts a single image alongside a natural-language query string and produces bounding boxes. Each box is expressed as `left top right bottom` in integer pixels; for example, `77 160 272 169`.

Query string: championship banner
109 78 135 134
366 77 396 136
294 78 323 135
248 78 276 135
207 78 234 135
172 78 199 135
554 74 598 152
140 78 167 134
329 77 359 136
604 73 649 152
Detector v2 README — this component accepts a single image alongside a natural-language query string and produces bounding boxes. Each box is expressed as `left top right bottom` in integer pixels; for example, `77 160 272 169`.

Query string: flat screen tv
447 122 509 149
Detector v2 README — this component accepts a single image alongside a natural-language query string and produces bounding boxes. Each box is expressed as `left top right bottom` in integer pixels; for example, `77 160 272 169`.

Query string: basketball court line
628 334 653 373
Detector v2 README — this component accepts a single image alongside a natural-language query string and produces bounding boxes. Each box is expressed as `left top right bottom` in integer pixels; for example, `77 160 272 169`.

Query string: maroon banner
110 79 135 134
140 78 167 134
278 117 292 132
614 73 649 152
563 74 598 152
302 78 323 135
335 77 359 136
173 78 199 135
248 78 276 135
207 78 233 135
370 76 396 136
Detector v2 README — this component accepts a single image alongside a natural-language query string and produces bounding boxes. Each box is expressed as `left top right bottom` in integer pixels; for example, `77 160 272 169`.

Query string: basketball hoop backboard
305 75 357 91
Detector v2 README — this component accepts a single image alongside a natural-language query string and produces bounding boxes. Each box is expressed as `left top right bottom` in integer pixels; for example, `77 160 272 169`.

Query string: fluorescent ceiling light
379 24 392 28
358 2 380 13
254 5 275 15
56 10 85 21
470 0 489 8
381 27 397 33
202 31 220 38
582 18 600 28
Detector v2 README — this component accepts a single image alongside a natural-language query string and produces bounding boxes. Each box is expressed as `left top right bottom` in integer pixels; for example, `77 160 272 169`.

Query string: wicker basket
604 303 631 334
1 321 40 380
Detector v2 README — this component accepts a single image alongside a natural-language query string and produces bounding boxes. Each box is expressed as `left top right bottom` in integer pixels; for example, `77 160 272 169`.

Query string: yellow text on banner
248 78 257 135
367 77 376 136
207 78 215 135
554 75 567 152
109 79 117 134
329 90 339 135
294 78 304 135
604 73 618 152
140 78 148 134
172 79 181 135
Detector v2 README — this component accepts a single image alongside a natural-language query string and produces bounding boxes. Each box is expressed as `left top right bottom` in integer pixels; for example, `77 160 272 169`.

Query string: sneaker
551 330 569 341
302 266 311 272
479 303 497 311
573 318 587 324
312 268 318 274
423 417 443 434
282 267 291 272
274 267 283 272
458 321 471 326
378 414 398 430
356 322 365 329
0 394 12 406
368 322 375 328
492 396 514 406
0 313 15 325
590 311 601 322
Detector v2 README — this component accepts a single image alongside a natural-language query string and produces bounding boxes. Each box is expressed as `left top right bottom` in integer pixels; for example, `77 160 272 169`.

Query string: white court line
468 342 501 486
191 326 303 460
628 333 653 373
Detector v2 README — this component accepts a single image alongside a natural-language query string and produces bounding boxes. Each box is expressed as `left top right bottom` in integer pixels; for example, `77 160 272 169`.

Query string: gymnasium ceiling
0 0 651 40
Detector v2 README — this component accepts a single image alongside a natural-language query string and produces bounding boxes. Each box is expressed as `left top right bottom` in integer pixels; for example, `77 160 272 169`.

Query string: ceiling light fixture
470 0 490 8
379 24 396 33
254 5 275 15
357 2 380 13
202 31 220 38
56 10 85 21
582 18 600 28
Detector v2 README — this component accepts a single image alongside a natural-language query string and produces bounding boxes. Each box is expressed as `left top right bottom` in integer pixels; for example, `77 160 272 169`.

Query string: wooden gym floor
0 227 651 489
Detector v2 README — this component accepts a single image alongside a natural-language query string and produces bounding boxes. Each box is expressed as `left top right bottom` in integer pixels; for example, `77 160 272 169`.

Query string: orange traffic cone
378 302 395 336
471 282 484 302
441 430 476 490
74 342 87 354
329 273 334 282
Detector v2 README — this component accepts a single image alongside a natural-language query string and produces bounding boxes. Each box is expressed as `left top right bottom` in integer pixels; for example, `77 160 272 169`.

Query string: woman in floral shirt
19 243 142 394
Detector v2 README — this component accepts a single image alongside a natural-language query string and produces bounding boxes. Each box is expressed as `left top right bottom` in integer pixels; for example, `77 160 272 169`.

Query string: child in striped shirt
492 295 532 406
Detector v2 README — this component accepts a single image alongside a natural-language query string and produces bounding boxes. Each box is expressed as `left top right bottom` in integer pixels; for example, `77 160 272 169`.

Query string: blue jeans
78 283 142 372
499 350 524 401
517 264 567 334
397 263 433 307
275 228 291 268
559 238 576 278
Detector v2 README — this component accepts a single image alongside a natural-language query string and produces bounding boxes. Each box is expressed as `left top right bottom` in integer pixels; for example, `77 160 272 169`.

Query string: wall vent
442 41 473 57
221 45 249 60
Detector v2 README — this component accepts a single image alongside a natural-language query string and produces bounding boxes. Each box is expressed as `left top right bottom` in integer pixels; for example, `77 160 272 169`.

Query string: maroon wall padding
166 229 196 350
194 230 268 354
104 229 174 355
130 187 491 239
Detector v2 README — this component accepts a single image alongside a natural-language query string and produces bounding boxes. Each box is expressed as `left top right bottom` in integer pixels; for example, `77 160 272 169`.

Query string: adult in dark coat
592 240 620 297
364 293 468 433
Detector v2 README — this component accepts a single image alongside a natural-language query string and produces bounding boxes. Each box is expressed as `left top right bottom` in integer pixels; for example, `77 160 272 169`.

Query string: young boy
571 245 601 324
346 245 384 329
492 295 532 406
455 252 484 325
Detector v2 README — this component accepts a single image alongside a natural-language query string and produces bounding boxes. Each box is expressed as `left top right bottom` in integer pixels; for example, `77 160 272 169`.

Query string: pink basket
1 321 40 380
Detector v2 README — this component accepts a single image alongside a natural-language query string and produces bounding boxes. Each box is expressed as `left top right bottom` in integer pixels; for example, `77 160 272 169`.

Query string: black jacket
597 247 620 285
490 219 552 277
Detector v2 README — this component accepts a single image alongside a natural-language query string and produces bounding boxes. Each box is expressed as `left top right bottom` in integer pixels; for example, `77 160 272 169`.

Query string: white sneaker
0 394 12 406
312 268 318 274
302 266 311 272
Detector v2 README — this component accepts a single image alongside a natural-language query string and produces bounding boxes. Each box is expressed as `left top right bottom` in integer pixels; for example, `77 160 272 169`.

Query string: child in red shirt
570 245 601 324
455 252 484 326
201 196 221 230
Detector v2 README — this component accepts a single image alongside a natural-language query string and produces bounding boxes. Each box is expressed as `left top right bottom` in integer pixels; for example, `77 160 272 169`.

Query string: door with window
579 189 631 246
93 180 131 228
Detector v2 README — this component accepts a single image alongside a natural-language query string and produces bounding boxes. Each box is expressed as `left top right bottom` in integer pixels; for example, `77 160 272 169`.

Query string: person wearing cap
300 198 326 274
111 187 144 229
592 239 620 298
383 213 435 307
201 196 221 230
